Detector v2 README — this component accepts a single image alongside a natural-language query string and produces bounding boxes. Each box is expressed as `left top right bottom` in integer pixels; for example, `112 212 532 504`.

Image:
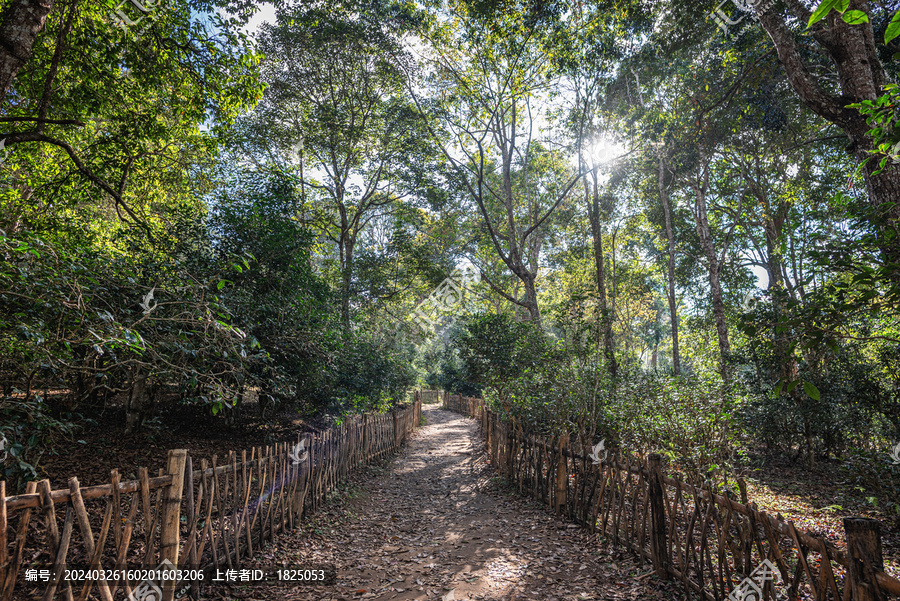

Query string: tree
0 0 51 98
756 2 900 268
249 6 429 329
0 0 262 238
658 149 681 375
413 2 589 324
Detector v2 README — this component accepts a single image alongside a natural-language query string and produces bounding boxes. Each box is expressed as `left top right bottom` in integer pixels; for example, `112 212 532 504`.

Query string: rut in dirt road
210 405 687 601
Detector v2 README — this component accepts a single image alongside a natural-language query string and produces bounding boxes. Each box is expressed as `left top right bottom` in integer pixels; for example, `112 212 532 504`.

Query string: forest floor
203 405 689 601
37 398 313 488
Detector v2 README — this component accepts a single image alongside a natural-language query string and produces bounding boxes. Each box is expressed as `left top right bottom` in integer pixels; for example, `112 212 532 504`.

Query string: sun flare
587 136 626 165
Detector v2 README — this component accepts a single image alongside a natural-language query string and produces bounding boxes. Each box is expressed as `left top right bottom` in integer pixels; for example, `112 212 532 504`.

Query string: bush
0 396 82 493
604 372 738 477
450 314 739 477
422 340 481 397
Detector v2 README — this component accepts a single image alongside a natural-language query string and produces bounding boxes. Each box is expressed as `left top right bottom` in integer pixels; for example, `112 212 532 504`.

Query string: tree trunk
339 236 354 330
0 0 52 99
858 148 900 268
757 2 900 267
125 367 149 434
586 173 617 377
707 258 731 382
521 271 542 325
659 154 681 376
692 181 731 383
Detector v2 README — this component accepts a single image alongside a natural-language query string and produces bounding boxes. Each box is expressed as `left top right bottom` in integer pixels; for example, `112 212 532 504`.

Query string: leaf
786 379 801 393
217 279 226 290
803 381 821 401
774 381 784 396
842 10 869 24
886 10 900 43
808 0 841 26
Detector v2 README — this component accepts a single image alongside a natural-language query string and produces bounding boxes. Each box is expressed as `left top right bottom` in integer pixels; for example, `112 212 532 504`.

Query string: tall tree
0 0 262 236
251 6 428 328
413 1 589 324
756 2 900 267
658 149 681 375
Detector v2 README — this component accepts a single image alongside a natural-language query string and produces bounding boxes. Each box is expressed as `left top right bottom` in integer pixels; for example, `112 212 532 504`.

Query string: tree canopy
1 0 899 512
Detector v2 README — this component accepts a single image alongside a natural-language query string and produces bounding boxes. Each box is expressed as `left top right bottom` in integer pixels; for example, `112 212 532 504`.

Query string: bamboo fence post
844 517 884 601
138 468 152 561
42 501 73 601
648 454 668 579
198 458 217 571
0 482 6 589
240 451 253 561
555 434 568 515
393 410 399 450
262 448 275 546
275 447 287 537
363 416 369 462
38 480 60 566
184 456 194 568
231 452 241 568
160 449 187 601
77 500 113 601
108 483 140 600
109 470 121 551
67 477 110 600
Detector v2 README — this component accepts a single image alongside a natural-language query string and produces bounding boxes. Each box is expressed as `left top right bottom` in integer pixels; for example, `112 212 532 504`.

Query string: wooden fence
417 390 442 405
0 399 421 601
440 391 900 601
441 391 483 417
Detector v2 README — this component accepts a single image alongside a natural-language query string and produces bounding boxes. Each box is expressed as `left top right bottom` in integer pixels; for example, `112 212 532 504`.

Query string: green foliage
0 396 82 493
324 334 417 414
422 343 482 398
0 221 251 420
0 0 264 239
453 313 549 403
603 373 737 476
841 448 900 528
849 86 900 174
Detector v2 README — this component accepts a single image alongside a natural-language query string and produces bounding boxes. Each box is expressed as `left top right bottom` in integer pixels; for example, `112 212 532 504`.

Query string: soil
203 405 690 601
35 400 317 490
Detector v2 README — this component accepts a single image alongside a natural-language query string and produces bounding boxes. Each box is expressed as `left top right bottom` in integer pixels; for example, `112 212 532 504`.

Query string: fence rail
0 399 421 601
440 391 899 601
417 390 443 404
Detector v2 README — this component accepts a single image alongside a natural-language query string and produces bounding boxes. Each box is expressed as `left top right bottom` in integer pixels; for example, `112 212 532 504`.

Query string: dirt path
207 406 687 601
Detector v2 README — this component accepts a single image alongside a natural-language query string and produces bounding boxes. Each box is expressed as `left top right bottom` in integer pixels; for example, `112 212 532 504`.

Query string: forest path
208 406 686 601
